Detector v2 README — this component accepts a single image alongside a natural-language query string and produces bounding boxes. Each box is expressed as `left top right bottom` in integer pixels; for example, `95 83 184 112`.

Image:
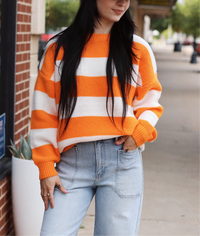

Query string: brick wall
0 176 15 235
15 0 32 145
0 1 32 235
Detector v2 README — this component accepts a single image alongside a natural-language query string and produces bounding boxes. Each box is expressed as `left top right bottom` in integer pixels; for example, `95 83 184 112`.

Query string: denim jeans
41 138 143 236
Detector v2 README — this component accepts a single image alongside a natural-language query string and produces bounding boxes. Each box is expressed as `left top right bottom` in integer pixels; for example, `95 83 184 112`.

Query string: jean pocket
56 146 78 189
115 148 143 198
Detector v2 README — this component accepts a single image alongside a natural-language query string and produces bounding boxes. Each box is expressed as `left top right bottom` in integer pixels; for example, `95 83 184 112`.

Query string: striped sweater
30 33 163 180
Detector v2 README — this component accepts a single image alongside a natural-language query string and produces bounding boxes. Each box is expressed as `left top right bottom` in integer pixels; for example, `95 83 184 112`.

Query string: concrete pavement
77 45 200 236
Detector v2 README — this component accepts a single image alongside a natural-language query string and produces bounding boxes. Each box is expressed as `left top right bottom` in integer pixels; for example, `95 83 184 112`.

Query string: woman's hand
40 175 67 210
115 135 138 152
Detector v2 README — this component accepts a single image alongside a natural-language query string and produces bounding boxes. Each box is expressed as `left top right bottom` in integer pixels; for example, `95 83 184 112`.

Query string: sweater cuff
37 161 58 180
132 120 157 147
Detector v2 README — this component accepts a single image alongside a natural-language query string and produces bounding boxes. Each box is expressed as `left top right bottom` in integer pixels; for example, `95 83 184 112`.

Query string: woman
31 0 163 235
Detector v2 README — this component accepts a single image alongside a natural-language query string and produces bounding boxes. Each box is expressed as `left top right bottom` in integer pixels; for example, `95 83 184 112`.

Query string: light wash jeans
41 138 143 236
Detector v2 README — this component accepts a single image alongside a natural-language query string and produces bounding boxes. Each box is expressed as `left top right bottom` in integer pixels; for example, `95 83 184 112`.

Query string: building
0 0 45 235
0 0 176 235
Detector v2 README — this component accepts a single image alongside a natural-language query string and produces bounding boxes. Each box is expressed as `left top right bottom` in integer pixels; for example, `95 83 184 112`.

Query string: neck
94 19 114 34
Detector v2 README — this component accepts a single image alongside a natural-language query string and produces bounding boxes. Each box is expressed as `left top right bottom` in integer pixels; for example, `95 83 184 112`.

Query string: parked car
182 39 193 46
196 43 200 56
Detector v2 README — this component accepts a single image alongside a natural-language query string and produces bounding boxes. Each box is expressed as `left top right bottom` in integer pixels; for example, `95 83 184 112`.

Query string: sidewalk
78 45 200 236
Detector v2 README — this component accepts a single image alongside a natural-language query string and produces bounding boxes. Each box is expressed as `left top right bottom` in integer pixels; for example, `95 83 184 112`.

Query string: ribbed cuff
132 120 157 147
37 161 58 180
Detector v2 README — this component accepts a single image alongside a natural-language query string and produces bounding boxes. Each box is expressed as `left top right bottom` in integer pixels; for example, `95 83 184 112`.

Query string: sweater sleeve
132 38 163 147
30 42 60 180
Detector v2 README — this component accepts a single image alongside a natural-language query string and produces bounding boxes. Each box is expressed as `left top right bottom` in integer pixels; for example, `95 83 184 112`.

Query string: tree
182 0 200 37
171 0 200 37
170 2 184 33
45 0 80 32
150 17 169 33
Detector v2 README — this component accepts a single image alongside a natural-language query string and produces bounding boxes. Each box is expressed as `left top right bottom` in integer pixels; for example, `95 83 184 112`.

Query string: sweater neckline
90 33 110 41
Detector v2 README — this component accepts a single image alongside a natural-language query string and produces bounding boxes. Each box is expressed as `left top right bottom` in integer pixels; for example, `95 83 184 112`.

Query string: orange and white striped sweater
30 33 163 180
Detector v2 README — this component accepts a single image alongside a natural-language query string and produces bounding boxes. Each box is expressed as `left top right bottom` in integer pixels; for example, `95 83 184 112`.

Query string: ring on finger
42 194 47 197
47 193 53 197
121 138 126 143
125 148 128 152
57 184 62 188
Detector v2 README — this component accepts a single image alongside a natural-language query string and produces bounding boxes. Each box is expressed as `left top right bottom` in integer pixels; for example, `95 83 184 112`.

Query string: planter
12 156 44 236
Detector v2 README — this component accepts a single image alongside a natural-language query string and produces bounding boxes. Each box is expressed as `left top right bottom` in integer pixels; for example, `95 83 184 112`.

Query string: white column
30 0 46 118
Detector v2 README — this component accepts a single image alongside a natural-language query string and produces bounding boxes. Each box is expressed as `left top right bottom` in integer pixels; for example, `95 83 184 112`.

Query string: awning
136 0 177 17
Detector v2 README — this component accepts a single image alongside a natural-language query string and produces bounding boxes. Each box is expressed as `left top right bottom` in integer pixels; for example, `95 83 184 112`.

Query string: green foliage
45 0 80 32
171 0 200 36
182 0 200 36
171 2 184 32
9 134 32 160
150 17 170 33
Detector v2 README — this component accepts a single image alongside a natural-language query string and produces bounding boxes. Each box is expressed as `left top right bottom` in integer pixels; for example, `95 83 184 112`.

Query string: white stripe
133 34 157 74
138 110 159 127
50 61 63 82
30 128 58 149
39 37 58 70
53 59 139 87
58 135 121 153
32 91 57 116
133 90 161 110
76 57 112 77
59 97 135 119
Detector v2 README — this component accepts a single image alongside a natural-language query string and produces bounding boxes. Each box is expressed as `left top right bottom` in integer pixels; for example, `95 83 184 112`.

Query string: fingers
115 136 127 145
115 136 138 151
56 182 68 194
123 136 138 151
40 175 66 211
41 186 54 211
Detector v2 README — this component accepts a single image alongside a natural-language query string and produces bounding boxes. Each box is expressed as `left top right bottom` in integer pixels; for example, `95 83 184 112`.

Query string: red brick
21 44 25 51
24 99 29 107
17 13 23 22
0 178 6 186
16 44 21 52
22 72 28 80
24 81 29 89
21 24 26 32
16 54 22 63
26 24 31 32
22 4 26 13
15 113 21 122
0 217 5 229
14 132 20 142
26 43 30 51
17 34 23 42
19 101 24 110
27 6 31 13
18 120 24 131
0 195 6 207
24 15 28 22
22 91 27 99
17 4 22 12
16 93 21 103
17 24 21 32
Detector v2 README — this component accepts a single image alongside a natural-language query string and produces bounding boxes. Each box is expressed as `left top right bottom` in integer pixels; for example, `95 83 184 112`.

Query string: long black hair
53 0 138 135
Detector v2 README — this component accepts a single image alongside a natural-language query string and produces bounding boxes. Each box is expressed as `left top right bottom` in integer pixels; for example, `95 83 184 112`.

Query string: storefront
0 0 32 235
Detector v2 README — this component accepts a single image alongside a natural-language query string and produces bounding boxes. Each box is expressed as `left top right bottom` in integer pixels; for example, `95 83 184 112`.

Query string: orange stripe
82 39 109 58
57 116 138 141
31 110 58 129
34 73 55 98
135 74 162 101
55 76 136 106
134 106 163 119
